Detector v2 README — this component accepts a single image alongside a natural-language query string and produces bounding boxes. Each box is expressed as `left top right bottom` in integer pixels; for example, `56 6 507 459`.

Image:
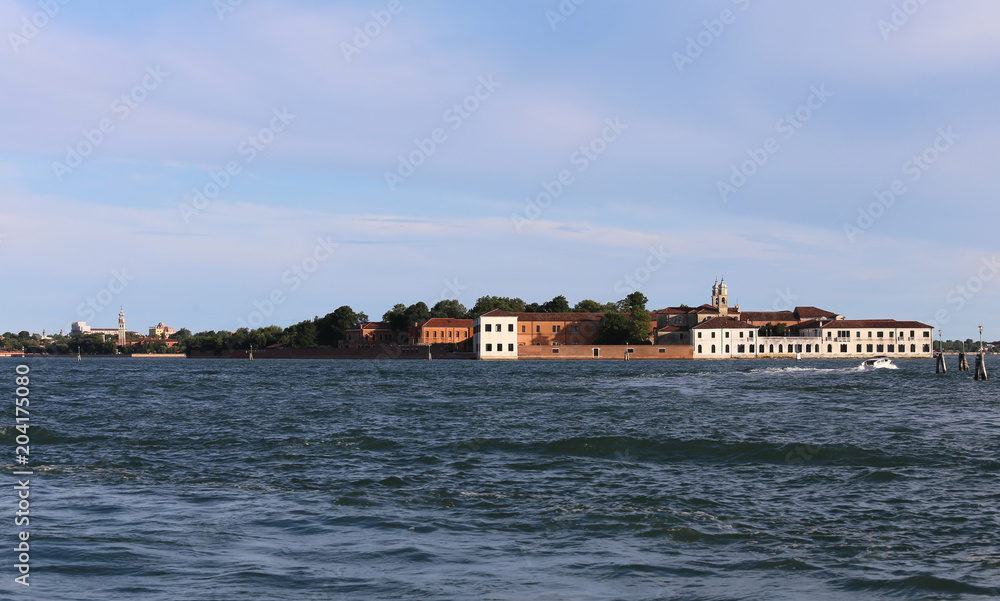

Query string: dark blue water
2 358 999 600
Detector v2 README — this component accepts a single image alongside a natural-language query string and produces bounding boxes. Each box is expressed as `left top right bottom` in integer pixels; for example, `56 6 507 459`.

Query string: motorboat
860 356 893 369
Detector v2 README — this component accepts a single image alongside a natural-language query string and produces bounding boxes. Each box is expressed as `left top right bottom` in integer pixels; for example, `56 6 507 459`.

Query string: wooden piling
958 352 969 371
975 353 987 381
936 352 947 374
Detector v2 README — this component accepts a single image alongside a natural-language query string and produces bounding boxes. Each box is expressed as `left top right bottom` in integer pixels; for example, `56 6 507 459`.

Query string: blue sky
1 0 998 338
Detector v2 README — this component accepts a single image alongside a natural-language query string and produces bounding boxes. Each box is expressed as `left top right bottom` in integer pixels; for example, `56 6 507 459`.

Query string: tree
430 299 468 319
171 328 192 340
596 312 631 344
287 320 318 348
316 306 368 346
523 302 542 313
624 292 651 343
382 304 409 332
574 299 604 313
404 302 430 327
469 296 526 317
542 295 570 313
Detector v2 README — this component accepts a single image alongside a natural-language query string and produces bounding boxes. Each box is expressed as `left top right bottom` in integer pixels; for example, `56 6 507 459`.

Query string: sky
1 0 998 338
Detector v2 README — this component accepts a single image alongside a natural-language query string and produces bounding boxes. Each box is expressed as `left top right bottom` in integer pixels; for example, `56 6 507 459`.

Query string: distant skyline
1 0 998 337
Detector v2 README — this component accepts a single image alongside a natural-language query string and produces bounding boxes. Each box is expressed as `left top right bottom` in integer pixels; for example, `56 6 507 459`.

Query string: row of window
425 330 470 339
697 343 932 354
696 331 754 339
483 343 515 352
827 330 929 339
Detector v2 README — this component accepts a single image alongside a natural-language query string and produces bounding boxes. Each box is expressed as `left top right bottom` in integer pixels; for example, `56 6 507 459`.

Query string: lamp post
938 329 942 355
979 325 984 353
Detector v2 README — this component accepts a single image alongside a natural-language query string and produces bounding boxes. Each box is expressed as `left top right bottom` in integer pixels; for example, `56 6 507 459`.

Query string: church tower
118 307 126 347
711 277 730 315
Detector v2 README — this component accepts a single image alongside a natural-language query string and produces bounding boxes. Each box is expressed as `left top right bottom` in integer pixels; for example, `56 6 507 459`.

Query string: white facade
692 318 758 359
473 311 518 360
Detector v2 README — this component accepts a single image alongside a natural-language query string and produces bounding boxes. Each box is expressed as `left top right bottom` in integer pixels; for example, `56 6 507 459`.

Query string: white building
800 320 934 357
692 317 759 358
473 309 519 360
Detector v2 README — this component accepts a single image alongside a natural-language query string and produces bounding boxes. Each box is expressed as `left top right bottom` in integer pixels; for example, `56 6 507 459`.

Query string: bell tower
711 277 730 315
118 307 126 347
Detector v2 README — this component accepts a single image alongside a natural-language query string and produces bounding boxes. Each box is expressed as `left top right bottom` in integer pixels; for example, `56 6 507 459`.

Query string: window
867 344 873 352
877 344 884 352
725 331 730 338
923 344 930 352
698 345 703 353
485 324 492 332
552 348 559 354
910 330 915 338
868 332 872 338
508 324 514 332
840 344 847 353
486 344 492 351
888 345 895 352
697 332 702 339
536 325 540 333
571 325 579 333
593 348 599 357
659 348 665 353
552 325 561 333
923 332 930 338
495 323 501 331
856 332 861 338
759 345 764 353
778 345 783 353
857 344 862 352
508 344 514 352
521 325 526 333
877 331 884 338
711 345 716 353
910 344 915 352
828 344 832 353
711 332 716 338
749 332 754 338
739 331 744 338
769 344 774 353
737 344 745 353
725 345 730 353
806 344 812 353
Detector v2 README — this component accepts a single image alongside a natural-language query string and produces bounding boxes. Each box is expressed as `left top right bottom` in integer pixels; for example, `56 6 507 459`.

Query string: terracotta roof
479 309 518 317
794 306 840 319
656 325 688 333
514 312 604 321
820 320 932 329
740 311 797 322
418 318 473 328
692 317 755 330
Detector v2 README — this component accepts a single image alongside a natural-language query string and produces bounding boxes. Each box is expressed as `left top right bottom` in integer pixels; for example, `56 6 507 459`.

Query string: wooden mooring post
958 352 970 371
936 352 947 374
975 353 988 381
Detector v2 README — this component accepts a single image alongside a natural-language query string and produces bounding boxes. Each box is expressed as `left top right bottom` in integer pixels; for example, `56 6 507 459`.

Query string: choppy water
2 358 999 600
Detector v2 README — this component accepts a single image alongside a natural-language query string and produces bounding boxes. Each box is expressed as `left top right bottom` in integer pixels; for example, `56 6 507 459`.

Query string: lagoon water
2 358 999 600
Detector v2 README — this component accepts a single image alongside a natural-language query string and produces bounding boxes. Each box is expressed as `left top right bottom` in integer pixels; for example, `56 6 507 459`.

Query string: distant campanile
118 307 126 347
